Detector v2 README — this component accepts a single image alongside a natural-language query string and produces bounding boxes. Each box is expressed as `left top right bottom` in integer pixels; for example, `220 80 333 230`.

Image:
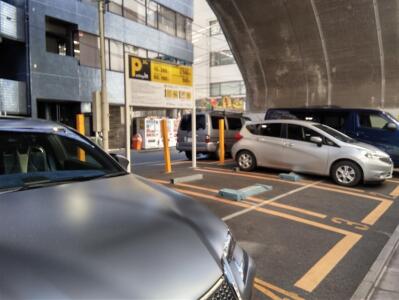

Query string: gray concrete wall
208 0 399 112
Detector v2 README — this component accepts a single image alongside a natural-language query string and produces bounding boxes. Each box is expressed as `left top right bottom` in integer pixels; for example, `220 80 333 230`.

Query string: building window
104 0 192 42
146 0 158 28
176 13 186 39
108 0 123 15
210 81 246 97
124 44 147 57
210 50 235 66
79 32 100 68
124 0 146 24
210 83 220 97
186 19 192 42
147 50 158 59
210 20 222 36
45 16 77 57
80 0 97 6
110 40 124 71
220 81 240 95
158 5 176 36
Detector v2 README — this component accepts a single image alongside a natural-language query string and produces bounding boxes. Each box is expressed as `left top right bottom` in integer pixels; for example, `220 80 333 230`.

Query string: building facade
193 0 245 112
0 0 193 148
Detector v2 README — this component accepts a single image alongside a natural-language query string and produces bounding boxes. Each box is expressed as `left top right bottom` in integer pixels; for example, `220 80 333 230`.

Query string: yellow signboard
129 55 192 87
151 60 192 87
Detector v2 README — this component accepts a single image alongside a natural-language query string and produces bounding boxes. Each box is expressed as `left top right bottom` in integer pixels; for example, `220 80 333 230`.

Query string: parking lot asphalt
133 155 399 300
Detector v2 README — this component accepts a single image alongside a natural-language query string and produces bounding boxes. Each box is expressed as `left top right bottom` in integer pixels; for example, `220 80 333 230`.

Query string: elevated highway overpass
207 0 399 112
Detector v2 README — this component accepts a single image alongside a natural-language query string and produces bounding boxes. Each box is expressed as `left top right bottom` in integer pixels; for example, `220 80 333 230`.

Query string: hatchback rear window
179 115 206 131
247 123 282 137
227 117 242 130
211 116 226 129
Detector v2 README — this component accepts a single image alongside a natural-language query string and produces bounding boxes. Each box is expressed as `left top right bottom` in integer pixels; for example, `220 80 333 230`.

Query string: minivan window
267 110 297 120
315 124 355 143
359 112 389 129
321 113 348 131
227 117 242 130
260 123 282 138
211 116 227 129
180 114 206 131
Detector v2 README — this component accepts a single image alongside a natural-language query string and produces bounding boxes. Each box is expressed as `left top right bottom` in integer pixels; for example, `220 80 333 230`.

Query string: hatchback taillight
234 132 243 141
205 135 210 143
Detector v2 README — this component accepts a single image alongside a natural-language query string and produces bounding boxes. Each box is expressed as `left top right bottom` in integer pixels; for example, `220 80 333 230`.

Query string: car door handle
284 142 294 147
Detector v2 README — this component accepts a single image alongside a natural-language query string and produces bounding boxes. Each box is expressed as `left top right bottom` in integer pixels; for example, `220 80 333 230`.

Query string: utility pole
98 0 109 151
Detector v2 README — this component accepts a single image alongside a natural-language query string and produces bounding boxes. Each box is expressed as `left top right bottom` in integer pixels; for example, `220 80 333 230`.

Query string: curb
351 224 399 300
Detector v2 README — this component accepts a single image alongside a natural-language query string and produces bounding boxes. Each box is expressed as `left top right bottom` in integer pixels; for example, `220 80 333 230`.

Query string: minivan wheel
237 150 256 171
185 151 192 160
331 160 362 187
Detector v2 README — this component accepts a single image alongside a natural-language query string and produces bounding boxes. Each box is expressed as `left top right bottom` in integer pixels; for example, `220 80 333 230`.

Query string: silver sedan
0 117 255 299
232 120 393 186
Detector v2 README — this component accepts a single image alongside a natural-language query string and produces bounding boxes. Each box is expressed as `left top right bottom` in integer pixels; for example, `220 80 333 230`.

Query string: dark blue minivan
265 107 399 166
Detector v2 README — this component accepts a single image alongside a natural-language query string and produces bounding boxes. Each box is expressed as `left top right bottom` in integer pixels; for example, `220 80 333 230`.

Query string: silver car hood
0 174 227 299
350 141 388 155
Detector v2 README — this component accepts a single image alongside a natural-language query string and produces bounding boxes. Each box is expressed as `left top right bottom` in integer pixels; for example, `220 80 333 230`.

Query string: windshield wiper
0 178 54 194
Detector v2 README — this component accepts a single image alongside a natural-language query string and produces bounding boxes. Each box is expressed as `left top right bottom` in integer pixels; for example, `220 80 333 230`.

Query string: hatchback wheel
237 150 256 171
331 160 362 187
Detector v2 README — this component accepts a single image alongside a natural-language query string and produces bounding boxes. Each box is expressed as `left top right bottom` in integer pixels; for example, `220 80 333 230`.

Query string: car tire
236 150 257 171
331 160 362 187
185 151 192 160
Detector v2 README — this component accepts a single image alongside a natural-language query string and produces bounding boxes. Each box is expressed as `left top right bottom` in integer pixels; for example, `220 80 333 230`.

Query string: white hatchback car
232 120 393 186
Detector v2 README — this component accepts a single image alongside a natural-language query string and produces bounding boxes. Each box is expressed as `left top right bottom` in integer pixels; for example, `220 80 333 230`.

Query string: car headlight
365 151 384 159
223 231 236 262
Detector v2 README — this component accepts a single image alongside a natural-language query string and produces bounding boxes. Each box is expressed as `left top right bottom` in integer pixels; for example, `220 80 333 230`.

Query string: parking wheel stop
218 184 273 201
170 174 204 184
279 172 302 182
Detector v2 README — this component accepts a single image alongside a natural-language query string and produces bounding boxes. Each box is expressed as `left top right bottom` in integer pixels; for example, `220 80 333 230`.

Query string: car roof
0 117 65 131
247 119 319 126
267 107 383 113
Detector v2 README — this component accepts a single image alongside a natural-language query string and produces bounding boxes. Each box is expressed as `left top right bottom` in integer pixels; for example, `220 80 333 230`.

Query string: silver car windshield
0 131 125 192
314 124 356 143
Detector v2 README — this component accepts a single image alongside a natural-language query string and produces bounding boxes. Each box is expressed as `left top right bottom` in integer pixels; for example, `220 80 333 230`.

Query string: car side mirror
310 136 323 147
110 153 130 171
387 122 397 131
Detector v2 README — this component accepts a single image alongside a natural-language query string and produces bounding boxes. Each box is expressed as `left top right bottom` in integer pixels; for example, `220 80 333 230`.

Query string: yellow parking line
294 234 361 292
362 200 393 225
163 184 361 293
167 184 353 236
254 200 327 219
172 187 361 292
254 283 282 300
255 278 305 300
173 188 249 209
254 283 281 300
200 167 304 186
198 159 234 165
152 179 326 219
390 184 399 197
151 177 364 293
198 167 392 226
